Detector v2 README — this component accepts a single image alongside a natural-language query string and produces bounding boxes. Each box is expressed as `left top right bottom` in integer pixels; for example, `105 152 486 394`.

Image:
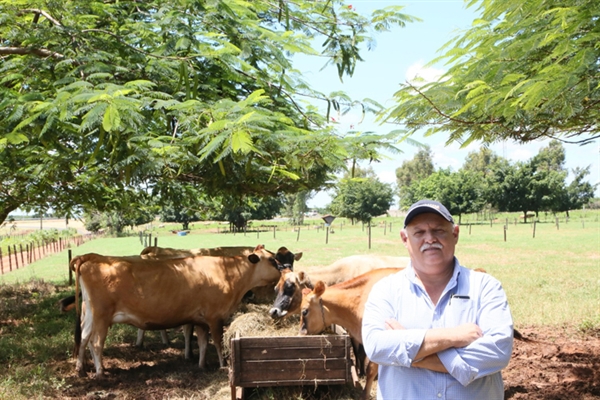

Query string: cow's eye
302 309 308 317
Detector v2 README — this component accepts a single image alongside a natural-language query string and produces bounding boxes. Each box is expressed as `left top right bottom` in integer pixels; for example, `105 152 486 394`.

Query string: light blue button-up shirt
362 259 513 400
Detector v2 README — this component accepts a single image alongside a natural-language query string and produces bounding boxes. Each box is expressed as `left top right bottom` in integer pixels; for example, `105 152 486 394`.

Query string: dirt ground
52 322 600 399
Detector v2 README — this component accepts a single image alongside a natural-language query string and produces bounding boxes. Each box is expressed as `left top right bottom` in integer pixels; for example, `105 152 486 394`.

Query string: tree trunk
523 210 528 224
0 202 20 227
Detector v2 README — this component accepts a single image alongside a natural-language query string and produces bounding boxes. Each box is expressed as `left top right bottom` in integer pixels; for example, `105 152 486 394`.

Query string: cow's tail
72 255 85 359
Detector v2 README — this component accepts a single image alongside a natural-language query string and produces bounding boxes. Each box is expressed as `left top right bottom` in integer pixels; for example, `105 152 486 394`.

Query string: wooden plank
239 346 346 360
238 367 349 384
237 335 347 348
238 359 349 382
239 358 347 372
238 378 349 388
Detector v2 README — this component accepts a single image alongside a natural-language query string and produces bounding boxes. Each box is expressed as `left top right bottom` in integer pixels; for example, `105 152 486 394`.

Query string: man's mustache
420 242 443 252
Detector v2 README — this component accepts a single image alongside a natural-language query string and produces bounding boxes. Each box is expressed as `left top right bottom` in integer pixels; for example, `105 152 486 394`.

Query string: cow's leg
209 319 226 368
88 321 109 379
361 358 378 400
183 324 194 359
136 329 168 347
75 301 91 377
135 329 145 347
160 329 169 345
195 324 209 368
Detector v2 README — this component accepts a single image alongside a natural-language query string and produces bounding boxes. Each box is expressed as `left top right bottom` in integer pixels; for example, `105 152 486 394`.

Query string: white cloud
378 169 397 184
405 61 446 85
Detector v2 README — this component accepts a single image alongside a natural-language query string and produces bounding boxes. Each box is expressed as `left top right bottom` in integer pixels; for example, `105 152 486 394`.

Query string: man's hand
450 323 483 348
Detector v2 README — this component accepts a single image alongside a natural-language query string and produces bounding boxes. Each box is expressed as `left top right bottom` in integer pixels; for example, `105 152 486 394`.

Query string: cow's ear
294 252 303 261
314 281 326 297
248 254 260 264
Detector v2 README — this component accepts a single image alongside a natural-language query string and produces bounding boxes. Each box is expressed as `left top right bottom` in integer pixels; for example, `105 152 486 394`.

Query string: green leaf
102 104 121 132
4 132 29 145
230 130 253 153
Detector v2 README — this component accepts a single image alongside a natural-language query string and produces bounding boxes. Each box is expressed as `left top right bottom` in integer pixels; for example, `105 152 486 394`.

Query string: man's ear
400 229 408 246
453 224 460 243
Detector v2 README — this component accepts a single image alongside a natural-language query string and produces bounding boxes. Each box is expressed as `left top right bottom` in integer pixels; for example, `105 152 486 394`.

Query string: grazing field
0 211 598 399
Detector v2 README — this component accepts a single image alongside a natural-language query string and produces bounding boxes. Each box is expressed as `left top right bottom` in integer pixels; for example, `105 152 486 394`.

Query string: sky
297 1 600 209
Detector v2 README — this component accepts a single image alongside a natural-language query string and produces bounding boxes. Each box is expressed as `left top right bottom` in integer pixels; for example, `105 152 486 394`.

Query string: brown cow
269 255 410 319
72 244 283 378
299 268 403 400
137 245 303 357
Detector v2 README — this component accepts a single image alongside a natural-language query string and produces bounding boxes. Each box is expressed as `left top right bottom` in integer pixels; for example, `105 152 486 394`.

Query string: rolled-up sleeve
438 276 514 385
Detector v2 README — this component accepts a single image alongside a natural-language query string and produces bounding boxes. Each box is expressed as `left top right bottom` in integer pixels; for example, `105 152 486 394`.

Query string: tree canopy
398 140 596 221
330 177 393 224
381 0 600 146
0 0 416 224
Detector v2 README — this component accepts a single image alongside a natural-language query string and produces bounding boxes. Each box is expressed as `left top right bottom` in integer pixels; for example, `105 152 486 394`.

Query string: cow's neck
321 288 363 342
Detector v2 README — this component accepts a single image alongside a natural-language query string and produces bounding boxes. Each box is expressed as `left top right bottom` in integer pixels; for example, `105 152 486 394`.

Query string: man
362 199 513 399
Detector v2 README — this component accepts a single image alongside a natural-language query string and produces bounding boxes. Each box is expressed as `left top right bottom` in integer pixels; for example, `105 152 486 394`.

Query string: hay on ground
222 303 300 356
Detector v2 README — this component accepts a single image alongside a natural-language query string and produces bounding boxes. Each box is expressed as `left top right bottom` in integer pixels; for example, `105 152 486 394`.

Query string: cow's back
314 255 409 285
141 246 254 259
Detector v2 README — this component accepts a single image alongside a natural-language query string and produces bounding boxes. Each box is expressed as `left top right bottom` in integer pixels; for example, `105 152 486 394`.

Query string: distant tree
462 147 501 177
330 178 393 224
552 166 596 216
210 196 284 232
530 140 566 172
395 146 434 205
284 191 311 225
487 161 535 222
403 169 484 224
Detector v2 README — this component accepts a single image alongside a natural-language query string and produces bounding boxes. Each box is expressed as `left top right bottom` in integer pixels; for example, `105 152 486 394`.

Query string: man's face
401 212 459 272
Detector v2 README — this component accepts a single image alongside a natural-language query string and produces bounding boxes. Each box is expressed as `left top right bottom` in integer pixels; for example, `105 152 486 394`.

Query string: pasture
0 211 598 399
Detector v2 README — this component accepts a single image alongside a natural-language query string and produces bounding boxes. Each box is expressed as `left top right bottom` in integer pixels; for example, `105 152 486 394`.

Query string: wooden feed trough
229 333 358 400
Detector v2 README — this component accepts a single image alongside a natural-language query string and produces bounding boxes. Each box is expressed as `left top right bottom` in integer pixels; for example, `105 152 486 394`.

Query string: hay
222 303 301 356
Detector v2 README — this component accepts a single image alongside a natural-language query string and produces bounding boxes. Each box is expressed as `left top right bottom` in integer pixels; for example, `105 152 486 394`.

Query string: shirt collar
406 257 461 290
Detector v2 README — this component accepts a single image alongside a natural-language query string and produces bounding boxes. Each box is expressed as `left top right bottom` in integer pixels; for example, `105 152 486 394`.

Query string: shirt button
437 393 442 398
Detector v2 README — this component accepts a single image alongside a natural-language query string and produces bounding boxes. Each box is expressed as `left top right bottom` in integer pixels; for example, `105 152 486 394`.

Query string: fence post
469 224 472 235
296 226 301 242
504 225 507 242
555 217 559 230
0 248 3 274
154 237 158 247
20 244 24 266
384 222 387 236
368 224 372 249
533 221 537 238
273 226 276 239
13 245 18 269
8 246 12 271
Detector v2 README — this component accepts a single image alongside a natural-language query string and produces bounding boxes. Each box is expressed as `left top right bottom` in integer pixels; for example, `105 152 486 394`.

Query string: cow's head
274 247 303 271
268 269 313 319
299 280 328 335
247 244 285 285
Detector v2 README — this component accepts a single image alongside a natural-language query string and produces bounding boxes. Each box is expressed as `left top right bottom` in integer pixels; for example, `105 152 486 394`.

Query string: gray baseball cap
404 199 454 227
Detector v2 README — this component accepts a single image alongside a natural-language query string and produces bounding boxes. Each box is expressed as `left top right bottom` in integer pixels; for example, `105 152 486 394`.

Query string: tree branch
19 8 62 27
0 46 64 59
